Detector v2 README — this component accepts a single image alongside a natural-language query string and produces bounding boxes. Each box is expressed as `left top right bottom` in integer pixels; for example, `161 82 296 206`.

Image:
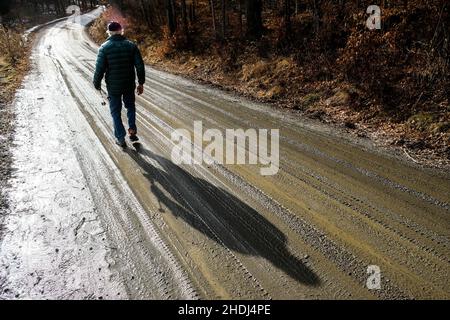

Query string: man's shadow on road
127 144 320 286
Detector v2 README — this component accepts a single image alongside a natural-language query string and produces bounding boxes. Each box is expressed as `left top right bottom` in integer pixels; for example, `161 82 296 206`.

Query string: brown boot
128 128 139 142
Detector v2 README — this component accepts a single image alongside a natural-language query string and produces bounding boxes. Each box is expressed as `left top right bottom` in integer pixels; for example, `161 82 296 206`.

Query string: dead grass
0 54 30 104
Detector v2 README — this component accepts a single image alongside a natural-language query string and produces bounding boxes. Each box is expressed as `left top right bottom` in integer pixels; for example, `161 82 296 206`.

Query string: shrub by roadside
0 27 31 233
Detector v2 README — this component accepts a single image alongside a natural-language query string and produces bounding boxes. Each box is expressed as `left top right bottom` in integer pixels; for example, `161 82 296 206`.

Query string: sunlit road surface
1 9 449 299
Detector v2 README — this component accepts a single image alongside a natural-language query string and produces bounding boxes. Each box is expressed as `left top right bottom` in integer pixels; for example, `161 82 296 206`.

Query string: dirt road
1 9 449 299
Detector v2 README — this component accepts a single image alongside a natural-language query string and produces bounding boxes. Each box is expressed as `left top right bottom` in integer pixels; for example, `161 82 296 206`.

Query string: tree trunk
312 0 322 35
237 0 242 34
166 0 176 35
209 0 217 36
140 0 152 29
181 0 189 40
284 0 291 34
221 0 226 38
245 0 263 39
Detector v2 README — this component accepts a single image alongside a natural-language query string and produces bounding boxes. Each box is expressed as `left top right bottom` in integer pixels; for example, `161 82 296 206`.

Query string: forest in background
89 0 449 161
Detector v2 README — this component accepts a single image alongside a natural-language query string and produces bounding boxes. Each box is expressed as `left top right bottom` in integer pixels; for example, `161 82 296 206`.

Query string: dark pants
108 92 136 142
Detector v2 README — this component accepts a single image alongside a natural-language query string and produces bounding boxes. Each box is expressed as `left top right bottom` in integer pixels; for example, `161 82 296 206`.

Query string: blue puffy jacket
93 34 145 94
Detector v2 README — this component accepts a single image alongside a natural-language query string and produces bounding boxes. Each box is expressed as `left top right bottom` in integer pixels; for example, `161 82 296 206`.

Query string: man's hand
137 84 144 95
98 89 106 106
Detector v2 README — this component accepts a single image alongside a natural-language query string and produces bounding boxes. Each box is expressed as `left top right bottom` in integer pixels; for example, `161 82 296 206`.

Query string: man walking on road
93 21 145 148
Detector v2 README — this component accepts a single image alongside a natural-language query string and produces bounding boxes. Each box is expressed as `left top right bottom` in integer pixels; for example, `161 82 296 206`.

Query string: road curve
1 9 449 299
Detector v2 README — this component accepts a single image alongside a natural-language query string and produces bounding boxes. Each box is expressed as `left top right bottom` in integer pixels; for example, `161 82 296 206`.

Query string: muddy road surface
1 9 449 299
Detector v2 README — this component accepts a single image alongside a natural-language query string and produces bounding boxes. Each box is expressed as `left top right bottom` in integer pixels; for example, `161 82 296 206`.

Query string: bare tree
246 0 263 39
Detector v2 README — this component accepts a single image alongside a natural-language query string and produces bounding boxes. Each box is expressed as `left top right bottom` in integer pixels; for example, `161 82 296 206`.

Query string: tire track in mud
114 72 448 248
61 51 297 298
128 74 449 295
135 69 450 297
60 52 332 298
282 158 450 261
50 49 204 295
282 139 450 241
131 147 273 299
143 86 449 253
126 85 448 297
49 48 223 298
140 71 450 200
157 121 405 298
45 45 198 299
116 102 399 299
96 108 273 298
141 74 450 212
82 59 447 297
88 59 446 297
